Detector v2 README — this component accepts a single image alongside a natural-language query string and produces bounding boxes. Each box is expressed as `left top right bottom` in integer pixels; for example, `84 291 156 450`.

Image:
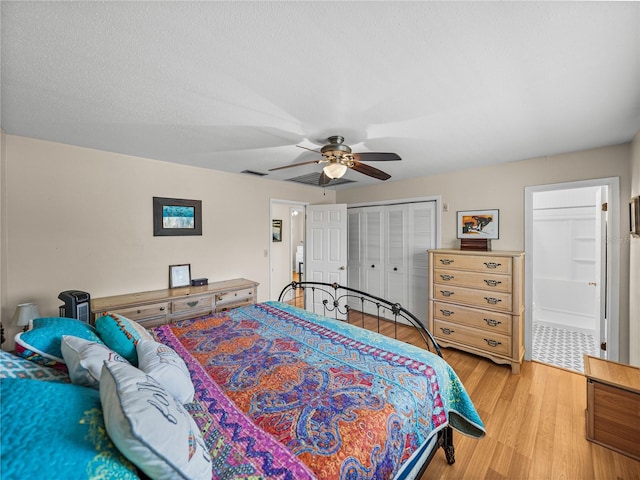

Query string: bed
1 281 484 480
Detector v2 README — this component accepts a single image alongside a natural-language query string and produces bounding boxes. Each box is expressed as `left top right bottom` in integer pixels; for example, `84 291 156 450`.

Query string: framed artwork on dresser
169 264 191 288
457 209 499 239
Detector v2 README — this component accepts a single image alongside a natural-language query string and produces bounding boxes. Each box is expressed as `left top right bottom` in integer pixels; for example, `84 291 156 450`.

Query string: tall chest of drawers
428 249 525 374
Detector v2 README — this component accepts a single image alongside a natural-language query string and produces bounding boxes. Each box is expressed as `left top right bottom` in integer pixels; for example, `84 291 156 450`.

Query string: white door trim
524 177 620 361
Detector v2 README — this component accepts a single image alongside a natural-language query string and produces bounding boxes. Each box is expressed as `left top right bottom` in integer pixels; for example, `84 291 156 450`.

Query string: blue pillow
95 313 152 366
0 377 138 479
14 317 104 371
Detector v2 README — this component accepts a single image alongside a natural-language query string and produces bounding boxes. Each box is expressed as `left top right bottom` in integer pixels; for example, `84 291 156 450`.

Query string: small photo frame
153 197 202 236
169 264 191 288
272 219 282 242
630 196 640 237
457 209 499 239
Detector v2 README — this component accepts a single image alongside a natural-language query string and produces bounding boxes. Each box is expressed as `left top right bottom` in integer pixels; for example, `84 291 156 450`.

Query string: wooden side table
584 355 640 461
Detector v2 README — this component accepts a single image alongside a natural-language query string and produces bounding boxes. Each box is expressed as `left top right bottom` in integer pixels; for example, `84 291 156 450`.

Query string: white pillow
136 339 195 404
61 335 129 388
100 362 211 480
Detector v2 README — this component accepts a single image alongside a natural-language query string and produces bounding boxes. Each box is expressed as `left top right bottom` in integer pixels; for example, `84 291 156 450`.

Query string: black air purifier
58 290 91 323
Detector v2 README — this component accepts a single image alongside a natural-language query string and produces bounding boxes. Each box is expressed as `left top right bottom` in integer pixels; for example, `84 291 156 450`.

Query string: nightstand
584 355 640 460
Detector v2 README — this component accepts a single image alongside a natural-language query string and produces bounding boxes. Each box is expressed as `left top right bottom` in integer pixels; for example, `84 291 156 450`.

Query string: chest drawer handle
484 297 502 305
440 274 454 281
484 339 502 348
440 327 454 335
137 309 141 314
440 309 454 317
187 301 198 307
484 262 501 269
440 290 454 297
484 279 502 287
484 318 502 327
439 259 454 265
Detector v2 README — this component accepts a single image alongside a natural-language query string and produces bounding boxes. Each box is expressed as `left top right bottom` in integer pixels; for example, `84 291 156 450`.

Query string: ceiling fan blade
351 161 392 181
296 144 321 153
269 159 322 172
352 152 401 162
319 171 332 186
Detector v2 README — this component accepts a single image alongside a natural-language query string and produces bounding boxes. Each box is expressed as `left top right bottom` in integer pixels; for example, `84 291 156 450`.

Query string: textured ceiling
1 1 639 189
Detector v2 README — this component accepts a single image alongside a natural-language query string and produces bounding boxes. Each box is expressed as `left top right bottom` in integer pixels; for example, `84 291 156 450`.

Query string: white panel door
364 207 385 299
407 202 437 324
347 208 363 292
384 204 408 310
305 204 347 318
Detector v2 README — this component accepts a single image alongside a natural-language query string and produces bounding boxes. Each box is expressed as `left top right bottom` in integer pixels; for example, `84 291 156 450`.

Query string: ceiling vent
241 169 268 176
286 172 355 187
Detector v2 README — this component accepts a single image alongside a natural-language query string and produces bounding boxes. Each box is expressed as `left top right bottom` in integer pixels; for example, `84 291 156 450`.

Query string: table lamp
13 302 40 332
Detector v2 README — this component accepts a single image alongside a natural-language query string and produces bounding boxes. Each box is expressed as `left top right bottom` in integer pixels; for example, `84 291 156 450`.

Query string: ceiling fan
269 135 401 186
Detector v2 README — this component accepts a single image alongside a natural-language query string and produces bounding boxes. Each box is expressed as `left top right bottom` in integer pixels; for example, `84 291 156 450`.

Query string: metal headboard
277 281 442 357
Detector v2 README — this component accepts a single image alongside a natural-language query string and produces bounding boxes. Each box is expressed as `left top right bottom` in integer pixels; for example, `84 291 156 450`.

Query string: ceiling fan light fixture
323 162 348 179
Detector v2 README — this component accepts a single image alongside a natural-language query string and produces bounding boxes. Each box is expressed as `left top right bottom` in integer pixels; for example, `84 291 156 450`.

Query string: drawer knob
440 274 454 281
484 297 502 305
440 309 454 317
484 318 502 327
393 267 398 271
187 301 198 307
137 309 141 314
371 264 375 268
440 290 454 297
160 306 165 311
484 338 502 348
484 262 501 269
440 259 454 265
440 327 454 335
484 279 502 287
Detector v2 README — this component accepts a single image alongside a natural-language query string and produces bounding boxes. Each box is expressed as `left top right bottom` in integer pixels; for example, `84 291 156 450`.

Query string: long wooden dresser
91 278 258 328
428 249 525 374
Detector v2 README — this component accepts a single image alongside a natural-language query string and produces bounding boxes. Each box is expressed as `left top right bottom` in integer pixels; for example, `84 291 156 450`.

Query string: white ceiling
2 1 639 189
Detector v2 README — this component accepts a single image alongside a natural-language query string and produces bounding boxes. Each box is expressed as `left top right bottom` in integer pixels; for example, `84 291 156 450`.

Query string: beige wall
630 131 640 366
337 144 633 363
1 135 335 349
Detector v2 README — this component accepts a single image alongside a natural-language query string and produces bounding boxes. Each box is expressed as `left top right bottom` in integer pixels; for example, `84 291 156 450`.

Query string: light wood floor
283 299 640 480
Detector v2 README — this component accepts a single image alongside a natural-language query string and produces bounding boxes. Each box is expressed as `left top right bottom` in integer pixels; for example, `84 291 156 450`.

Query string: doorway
269 200 307 302
524 177 621 371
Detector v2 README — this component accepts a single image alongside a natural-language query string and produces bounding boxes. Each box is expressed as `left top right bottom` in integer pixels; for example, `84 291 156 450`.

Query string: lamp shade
323 162 348 179
12 303 40 327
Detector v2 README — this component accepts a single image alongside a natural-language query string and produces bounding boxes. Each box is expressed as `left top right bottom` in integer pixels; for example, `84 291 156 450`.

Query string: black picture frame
272 219 282 242
630 196 640 237
153 197 202 236
169 264 191 288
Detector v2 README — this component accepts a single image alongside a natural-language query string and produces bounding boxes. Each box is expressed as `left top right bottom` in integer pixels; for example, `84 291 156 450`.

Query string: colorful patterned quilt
152 302 484 480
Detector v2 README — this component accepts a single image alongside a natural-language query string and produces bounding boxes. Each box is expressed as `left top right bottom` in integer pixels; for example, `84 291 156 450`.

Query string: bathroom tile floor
532 322 599 373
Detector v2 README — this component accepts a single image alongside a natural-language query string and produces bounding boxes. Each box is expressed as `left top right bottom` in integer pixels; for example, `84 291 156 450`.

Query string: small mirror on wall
630 196 640 237
272 219 282 242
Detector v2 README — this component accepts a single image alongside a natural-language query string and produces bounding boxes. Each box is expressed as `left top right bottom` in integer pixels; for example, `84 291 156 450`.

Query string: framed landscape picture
153 197 202 236
457 209 499 239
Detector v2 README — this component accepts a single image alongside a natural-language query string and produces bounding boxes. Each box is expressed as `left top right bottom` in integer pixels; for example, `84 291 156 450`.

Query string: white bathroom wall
532 186 600 335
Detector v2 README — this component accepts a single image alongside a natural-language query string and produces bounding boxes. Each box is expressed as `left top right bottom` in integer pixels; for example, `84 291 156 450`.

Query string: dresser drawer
104 302 169 323
434 284 512 312
172 294 214 316
433 253 511 274
216 287 255 307
215 298 255 313
434 268 512 293
433 301 512 335
434 319 511 356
